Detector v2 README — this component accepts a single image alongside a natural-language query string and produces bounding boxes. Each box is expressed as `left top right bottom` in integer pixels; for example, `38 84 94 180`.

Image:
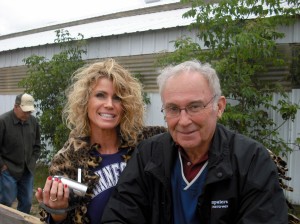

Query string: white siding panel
4 52 11 67
165 28 183 51
286 149 300 205
145 92 166 126
92 37 110 59
131 35 144 55
269 90 300 204
87 40 100 59
15 49 25 65
284 89 300 205
142 32 155 53
118 35 131 57
277 20 300 44
0 94 16 115
154 31 170 52
0 27 198 67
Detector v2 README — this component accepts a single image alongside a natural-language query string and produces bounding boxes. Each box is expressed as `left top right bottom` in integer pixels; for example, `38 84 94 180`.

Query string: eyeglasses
161 95 217 118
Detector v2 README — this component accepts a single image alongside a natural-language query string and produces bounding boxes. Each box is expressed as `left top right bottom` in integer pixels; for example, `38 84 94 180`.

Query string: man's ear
217 96 226 119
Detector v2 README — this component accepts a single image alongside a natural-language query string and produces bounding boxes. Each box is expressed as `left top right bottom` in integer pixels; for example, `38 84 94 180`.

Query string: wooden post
0 204 43 224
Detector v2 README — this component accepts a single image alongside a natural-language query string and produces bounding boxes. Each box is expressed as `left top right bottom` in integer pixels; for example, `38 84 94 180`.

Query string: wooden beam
0 204 43 224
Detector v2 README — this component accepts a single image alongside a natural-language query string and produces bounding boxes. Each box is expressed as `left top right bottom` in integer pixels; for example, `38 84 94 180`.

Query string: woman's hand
35 176 70 222
1 164 7 172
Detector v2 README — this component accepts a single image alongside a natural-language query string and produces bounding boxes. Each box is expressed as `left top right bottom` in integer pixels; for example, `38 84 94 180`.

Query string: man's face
14 105 32 122
162 71 225 153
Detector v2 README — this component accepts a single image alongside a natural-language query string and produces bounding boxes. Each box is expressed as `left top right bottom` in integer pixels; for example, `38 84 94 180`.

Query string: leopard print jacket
39 126 167 224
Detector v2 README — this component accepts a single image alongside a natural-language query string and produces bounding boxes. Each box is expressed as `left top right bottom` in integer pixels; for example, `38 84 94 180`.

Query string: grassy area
33 164 49 190
31 164 49 216
291 204 300 219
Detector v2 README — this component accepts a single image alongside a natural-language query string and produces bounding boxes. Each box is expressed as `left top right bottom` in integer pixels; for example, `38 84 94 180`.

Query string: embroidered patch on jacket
211 200 229 209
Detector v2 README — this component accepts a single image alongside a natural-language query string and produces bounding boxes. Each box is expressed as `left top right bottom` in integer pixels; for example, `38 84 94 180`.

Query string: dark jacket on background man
0 110 41 179
102 124 288 224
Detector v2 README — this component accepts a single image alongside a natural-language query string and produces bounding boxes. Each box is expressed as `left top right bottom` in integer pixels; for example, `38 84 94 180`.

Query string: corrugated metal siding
0 27 190 67
0 27 298 94
0 94 17 115
256 44 293 90
145 92 165 126
279 89 300 205
114 54 162 92
0 43 296 94
269 90 300 204
82 28 192 59
81 54 162 92
0 52 295 94
0 66 26 94
0 54 162 94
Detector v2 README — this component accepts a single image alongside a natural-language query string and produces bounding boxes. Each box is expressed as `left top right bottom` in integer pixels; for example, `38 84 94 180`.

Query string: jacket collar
143 133 176 186
144 125 234 185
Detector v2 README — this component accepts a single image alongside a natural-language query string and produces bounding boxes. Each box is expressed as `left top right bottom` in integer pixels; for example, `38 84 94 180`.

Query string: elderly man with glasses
102 60 288 224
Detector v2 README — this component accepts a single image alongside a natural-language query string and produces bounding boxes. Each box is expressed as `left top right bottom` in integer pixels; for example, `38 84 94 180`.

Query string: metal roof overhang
0 7 193 52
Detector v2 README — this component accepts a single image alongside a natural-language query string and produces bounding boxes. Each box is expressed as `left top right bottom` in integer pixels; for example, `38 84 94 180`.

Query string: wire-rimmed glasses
161 94 217 118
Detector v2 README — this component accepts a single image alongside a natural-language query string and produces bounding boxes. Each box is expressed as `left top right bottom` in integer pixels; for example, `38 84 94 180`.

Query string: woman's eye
96 92 105 99
113 95 121 102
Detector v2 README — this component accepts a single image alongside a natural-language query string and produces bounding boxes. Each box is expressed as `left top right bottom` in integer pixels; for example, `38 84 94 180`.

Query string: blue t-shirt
171 151 208 224
87 148 127 223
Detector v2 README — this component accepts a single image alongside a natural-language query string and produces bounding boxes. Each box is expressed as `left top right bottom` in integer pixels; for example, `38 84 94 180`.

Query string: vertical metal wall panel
119 35 131 57
0 27 195 67
131 35 143 55
270 90 300 205
0 94 16 115
276 20 300 44
154 31 169 52
87 39 99 59
284 89 300 205
143 32 156 53
4 51 11 67
0 66 27 94
145 92 165 126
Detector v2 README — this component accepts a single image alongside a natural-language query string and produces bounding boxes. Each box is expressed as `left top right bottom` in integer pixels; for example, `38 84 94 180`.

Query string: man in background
0 93 41 214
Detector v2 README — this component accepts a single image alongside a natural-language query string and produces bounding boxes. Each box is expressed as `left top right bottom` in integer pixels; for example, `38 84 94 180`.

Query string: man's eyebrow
164 103 178 107
165 100 205 107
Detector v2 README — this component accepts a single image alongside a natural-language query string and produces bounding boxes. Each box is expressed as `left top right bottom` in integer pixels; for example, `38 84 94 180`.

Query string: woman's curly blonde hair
63 58 145 146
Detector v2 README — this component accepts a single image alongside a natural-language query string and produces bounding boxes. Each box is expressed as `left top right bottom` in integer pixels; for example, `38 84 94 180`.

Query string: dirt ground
12 196 41 218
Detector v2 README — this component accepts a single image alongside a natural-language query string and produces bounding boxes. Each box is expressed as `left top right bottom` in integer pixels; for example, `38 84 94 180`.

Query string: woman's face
87 78 123 132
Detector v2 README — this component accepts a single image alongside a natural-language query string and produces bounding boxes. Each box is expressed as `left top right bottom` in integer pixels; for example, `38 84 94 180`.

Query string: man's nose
177 109 192 125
